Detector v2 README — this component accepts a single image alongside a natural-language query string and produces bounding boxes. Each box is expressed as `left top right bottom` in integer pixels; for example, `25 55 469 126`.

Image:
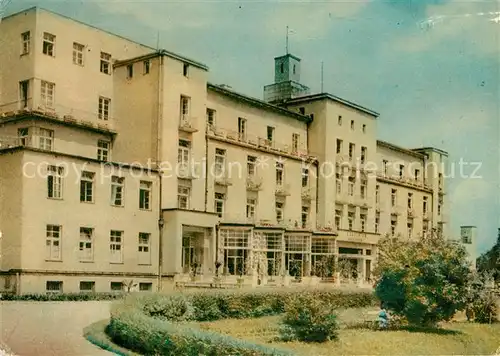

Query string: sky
3 0 500 254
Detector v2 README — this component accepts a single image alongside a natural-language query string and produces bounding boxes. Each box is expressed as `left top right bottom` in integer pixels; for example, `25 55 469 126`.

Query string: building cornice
377 140 426 159
412 147 449 157
283 93 379 118
115 50 209 71
0 147 160 173
207 83 312 124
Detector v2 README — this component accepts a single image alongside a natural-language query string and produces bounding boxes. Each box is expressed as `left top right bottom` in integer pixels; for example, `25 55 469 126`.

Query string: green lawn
198 307 500 355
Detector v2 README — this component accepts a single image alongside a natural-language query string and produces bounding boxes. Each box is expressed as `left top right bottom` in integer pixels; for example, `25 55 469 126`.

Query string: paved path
0 301 112 356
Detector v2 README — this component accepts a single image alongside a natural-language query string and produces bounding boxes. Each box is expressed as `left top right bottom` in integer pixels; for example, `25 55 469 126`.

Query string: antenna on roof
321 61 324 93
156 31 160 50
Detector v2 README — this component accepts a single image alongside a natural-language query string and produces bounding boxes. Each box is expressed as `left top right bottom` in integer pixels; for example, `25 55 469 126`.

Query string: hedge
0 292 126 301
107 287 378 355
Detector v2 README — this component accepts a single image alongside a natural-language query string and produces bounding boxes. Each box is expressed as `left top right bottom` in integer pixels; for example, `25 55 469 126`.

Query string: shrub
374 230 470 327
279 293 339 342
466 271 499 323
106 287 377 354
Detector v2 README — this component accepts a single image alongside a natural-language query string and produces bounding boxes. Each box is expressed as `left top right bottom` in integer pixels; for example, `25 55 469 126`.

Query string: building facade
0 7 448 294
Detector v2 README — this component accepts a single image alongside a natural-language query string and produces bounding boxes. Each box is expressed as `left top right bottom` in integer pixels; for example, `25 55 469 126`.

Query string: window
42 32 55 56
110 230 123 263
21 31 30 55
183 63 189 77
423 196 428 214
302 168 309 187
214 148 226 176
375 212 380 233
79 227 93 261
46 281 62 294
214 193 225 217
139 283 152 291
375 185 380 205
79 281 95 293
348 143 355 161
40 81 55 108
111 176 124 206
360 179 367 199
267 126 274 143
46 225 61 260
143 60 150 74
38 128 53 151
238 117 247 140
275 202 284 222
207 109 216 127
407 220 413 238
72 42 84 66
360 211 367 232
247 156 256 177
127 64 134 79
391 189 397 207
336 139 343 154
276 162 284 186
293 64 296 74
391 215 397 236
19 80 29 108
438 203 441 215
246 197 256 219
438 173 443 188
97 140 110 161
98 97 111 120
280 62 284 73
180 96 190 119
335 207 342 230
301 206 309 228
408 193 413 209
336 173 342 194
423 220 429 235
350 120 354 130
100 52 111 74
348 176 355 196
348 211 355 230
178 139 191 167
399 165 404 178
362 124 366 133
338 115 342 126
221 229 251 276
178 184 190 209
361 147 367 164
292 133 299 152
138 232 151 264
47 165 64 199
383 160 388 175
414 169 420 181
111 282 124 291
139 181 152 210
80 172 94 202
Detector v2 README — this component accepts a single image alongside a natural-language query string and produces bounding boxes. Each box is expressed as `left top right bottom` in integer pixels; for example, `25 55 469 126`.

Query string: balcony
177 164 196 180
422 211 431 220
315 224 337 234
390 205 405 215
207 125 317 162
407 208 415 218
275 183 291 196
376 171 432 192
246 175 263 191
179 115 198 133
214 171 232 186
0 100 116 134
301 187 315 201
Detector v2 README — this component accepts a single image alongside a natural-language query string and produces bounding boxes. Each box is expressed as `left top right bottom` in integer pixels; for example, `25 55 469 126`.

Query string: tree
476 233 500 282
374 229 471 327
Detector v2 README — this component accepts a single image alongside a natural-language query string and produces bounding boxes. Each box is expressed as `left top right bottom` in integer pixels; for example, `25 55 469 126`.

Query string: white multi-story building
0 7 448 294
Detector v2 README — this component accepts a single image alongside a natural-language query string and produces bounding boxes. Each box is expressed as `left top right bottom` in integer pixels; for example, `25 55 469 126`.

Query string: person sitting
378 303 389 329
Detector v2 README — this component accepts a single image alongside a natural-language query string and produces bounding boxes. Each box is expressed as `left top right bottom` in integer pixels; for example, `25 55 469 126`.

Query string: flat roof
284 93 380 118
0 146 160 173
377 140 426 159
3 7 208 70
114 50 208 71
412 147 449 156
207 83 312 124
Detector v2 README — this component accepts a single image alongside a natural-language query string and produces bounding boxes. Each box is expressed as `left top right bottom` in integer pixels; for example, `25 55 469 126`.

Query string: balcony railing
376 171 432 191
275 183 291 196
214 170 232 186
207 125 317 161
407 208 415 218
177 163 196 179
246 175 263 191
301 186 315 201
0 100 115 133
179 115 198 133
0 136 24 150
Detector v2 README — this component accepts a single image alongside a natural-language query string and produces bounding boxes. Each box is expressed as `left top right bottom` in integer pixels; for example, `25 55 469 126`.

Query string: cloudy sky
4 0 500 253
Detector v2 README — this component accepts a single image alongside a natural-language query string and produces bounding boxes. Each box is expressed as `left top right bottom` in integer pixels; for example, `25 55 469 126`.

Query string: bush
106 287 377 354
466 271 499 323
279 293 339 342
374 230 470 327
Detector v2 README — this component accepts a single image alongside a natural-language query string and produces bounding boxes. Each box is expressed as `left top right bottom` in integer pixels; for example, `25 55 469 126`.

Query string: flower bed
106 287 378 355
